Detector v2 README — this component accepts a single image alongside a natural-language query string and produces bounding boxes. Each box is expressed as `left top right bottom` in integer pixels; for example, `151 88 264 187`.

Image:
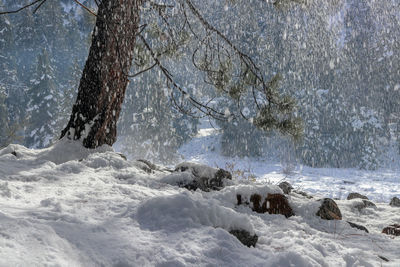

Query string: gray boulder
389 197 400 207
347 221 369 233
278 181 293 194
354 199 377 211
165 162 232 191
229 229 258 247
347 192 369 200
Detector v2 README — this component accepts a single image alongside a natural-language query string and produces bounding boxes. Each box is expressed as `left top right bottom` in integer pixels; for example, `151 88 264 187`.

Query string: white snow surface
0 137 400 266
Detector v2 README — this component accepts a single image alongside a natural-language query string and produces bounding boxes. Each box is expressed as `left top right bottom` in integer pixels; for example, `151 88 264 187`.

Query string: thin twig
139 33 227 119
73 0 97 16
33 0 47 14
129 62 157 78
0 0 44 15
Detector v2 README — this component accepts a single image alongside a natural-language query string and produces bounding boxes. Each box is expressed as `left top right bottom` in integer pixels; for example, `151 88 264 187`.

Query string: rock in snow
389 196 400 207
278 181 293 194
347 221 369 233
246 193 294 218
382 224 400 236
347 192 369 200
354 199 377 211
316 198 342 220
229 229 258 247
161 162 232 191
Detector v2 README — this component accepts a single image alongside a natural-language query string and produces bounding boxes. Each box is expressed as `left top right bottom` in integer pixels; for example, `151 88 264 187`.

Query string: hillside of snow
0 136 400 266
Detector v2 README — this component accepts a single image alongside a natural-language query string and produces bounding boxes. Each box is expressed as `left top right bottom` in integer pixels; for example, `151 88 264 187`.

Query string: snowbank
0 142 399 266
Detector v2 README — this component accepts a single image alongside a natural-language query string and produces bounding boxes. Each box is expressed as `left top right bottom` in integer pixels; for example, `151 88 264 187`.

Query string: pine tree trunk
61 0 143 148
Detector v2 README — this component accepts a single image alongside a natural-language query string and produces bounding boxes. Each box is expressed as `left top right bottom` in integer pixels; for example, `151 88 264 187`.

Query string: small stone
229 229 258 247
316 198 342 220
347 221 369 233
382 224 400 236
389 197 400 207
347 192 369 200
278 181 293 194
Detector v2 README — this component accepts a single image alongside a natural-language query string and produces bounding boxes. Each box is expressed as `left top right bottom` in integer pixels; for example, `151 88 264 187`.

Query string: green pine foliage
295 88 388 170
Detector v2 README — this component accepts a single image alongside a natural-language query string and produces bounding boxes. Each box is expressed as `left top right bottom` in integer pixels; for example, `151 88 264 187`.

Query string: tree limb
0 0 45 15
73 0 97 16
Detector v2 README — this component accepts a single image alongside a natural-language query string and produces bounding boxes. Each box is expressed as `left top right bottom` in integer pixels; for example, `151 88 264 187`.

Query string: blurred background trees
0 0 399 169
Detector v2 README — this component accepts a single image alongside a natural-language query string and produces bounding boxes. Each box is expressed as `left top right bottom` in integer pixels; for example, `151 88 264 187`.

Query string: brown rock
316 198 342 220
249 194 263 212
382 224 400 236
249 193 294 218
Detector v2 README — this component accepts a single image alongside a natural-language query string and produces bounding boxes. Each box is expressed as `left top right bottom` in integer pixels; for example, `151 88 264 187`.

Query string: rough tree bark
61 0 143 148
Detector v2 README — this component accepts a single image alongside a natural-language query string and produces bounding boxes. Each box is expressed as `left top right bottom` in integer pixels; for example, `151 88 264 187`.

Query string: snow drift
0 141 399 266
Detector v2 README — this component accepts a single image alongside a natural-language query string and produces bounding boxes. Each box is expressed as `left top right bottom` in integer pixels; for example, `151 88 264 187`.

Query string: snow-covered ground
179 125 400 203
0 127 400 266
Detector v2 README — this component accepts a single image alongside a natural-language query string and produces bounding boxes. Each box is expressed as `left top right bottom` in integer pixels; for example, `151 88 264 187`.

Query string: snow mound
137 191 254 233
0 138 113 165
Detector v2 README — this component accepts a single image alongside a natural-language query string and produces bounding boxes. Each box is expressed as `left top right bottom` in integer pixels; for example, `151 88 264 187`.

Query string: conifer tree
25 49 59 148
0 4 16 82
13 9 38 83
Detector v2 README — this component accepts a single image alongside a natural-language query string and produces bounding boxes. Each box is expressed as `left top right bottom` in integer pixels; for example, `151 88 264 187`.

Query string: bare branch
33 0 47 14
0 0 45 15
139 33 228 120
182 0 275 102
129 62 157 78
73 0 97 16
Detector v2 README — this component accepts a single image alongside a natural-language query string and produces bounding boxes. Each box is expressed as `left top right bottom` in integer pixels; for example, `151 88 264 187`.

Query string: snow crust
0 140 400 266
